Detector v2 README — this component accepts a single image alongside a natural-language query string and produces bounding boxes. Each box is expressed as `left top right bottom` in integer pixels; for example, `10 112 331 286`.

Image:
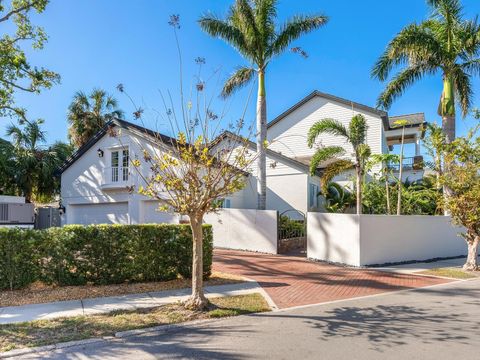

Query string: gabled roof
211 131 320 176
267 90 390 130
56 118 178 175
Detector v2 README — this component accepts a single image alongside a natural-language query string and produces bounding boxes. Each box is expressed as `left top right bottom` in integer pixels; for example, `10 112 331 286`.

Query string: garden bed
0 271 245 307
0 293 270 353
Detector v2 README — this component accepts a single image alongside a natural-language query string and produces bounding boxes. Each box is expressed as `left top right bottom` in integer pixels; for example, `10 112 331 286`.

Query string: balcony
387 156 424 172
101 166 132 190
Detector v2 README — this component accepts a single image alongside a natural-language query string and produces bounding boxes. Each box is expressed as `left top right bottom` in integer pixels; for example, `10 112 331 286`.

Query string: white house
59 90 426 225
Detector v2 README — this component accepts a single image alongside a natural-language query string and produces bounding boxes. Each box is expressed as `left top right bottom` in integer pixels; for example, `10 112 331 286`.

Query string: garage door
142 201 179 224
70 203 129 225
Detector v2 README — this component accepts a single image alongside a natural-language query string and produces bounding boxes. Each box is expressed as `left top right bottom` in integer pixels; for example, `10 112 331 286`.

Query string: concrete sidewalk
0 281 271 325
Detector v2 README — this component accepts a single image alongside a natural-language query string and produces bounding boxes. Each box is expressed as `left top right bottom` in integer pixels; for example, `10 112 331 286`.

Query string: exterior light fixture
58 203 66 215
97 148 104 158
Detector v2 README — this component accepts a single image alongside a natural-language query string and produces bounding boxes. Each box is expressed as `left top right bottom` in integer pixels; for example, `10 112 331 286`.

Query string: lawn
0 271 245 307
0 293 270 353
419 267 479 279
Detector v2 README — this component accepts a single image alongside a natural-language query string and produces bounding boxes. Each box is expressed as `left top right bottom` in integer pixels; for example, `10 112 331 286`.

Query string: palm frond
231 0 261 55
221 66 255 98
307 118 349 148
309 146 345 176
371 23 442 81
253 0 277 48
198 15 250 58
452 65 473 117
321 159 355 193
377 64 434 110
348 114 368 147
269 14 328 58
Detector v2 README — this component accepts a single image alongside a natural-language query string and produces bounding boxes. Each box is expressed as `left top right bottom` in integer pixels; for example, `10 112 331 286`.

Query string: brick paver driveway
214 249 452 309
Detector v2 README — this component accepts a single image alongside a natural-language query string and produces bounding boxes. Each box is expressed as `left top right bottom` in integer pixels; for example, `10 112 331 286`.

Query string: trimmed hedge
0 224 213 290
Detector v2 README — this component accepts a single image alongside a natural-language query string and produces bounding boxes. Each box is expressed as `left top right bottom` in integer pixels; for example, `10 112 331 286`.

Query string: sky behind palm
1 0 479 153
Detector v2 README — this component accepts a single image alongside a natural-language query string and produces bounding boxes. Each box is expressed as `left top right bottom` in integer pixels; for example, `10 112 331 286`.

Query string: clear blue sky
1 0 479 149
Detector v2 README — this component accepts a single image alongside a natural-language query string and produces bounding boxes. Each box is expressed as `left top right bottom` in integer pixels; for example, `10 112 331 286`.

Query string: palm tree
199 0 328 209
367 153 400 215
68 89 124 148
372 0 480 143
307 114 371 215
6 119 73 202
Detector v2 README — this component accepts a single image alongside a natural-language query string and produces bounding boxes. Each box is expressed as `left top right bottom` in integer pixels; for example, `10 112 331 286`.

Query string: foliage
4 119 73 202
0 224 213 290
307 114 371 214
362 176 442 215
0 0 59 122
372 0 480 142
322 182 354 213
67 89 124 148
0 138 16 194
441 130 480 270
199 0 328 209
279 215 305 238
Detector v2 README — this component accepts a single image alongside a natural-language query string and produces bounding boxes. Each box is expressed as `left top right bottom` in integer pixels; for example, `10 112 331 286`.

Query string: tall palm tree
199 0 328 209
307 114 371 215
68 89 124 148
372 0 480 143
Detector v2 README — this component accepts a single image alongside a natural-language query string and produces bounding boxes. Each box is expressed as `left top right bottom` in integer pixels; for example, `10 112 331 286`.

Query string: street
24 278 480 360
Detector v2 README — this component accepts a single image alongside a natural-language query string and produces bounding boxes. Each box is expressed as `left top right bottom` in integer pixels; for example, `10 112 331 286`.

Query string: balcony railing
387 156 424 172
101 166 131 189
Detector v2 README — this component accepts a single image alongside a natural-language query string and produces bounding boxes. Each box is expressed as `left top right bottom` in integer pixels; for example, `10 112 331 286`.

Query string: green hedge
0 224 213 290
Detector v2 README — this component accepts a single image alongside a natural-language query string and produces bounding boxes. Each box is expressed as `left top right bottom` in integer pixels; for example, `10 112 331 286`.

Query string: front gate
278 209 307 256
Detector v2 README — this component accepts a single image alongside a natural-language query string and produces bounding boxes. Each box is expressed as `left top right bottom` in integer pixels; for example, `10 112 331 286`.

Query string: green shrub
0 224 213 290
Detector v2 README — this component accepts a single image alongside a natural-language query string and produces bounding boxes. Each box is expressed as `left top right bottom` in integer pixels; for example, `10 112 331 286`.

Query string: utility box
0 202 35 226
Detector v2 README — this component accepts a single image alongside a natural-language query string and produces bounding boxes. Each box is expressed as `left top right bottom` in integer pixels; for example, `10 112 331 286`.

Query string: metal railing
387 156 424 172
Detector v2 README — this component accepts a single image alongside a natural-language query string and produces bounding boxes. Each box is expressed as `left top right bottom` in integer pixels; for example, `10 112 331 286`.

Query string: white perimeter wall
204 209 278 254
307 213 361 266
308 213 466 266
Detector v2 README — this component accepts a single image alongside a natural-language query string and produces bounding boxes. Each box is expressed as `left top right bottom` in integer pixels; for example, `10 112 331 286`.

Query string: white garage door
142 201 179 224
70 203 129 225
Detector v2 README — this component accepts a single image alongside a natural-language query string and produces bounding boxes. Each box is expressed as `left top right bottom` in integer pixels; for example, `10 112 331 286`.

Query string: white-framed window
221 199 231 208
309 183 319 208
111 148 129 182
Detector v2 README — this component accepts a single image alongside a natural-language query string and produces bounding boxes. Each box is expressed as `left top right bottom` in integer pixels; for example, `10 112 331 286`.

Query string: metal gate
35 207 61 229
278 209 307 256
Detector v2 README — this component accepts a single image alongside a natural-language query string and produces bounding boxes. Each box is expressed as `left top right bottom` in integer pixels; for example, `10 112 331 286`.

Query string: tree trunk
463 235 479 271
184 215 208 310
356 165 362 215
441 77 455 215
256 70 267 210
397 127 405 216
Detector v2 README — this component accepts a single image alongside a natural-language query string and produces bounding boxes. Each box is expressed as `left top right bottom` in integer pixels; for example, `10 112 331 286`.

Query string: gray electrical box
0 203 35 224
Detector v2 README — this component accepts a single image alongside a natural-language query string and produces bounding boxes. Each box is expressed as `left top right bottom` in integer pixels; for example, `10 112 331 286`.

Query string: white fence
204 209 278 254
307 213 466 266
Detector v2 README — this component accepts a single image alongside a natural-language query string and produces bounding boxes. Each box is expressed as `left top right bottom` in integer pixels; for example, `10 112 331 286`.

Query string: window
219 199 231 208
111 151 119 182
122 149 129 181
309 183 319 208
110 148 129 182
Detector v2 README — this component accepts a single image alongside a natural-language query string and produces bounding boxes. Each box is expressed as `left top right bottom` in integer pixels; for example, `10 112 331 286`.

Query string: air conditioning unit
0 203 35 225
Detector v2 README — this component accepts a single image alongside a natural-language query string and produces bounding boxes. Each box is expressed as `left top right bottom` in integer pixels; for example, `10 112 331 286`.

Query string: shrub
0 224 213 290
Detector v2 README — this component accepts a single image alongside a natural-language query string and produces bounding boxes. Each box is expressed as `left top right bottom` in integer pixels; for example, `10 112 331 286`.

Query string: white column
415 137 421 156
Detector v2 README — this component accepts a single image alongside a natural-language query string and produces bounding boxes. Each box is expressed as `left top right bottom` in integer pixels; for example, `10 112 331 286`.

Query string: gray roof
267 90 390 130
389 113 425 128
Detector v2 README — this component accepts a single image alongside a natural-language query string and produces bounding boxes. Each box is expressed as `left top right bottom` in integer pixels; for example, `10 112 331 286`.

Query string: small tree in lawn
120 16 257 310
307 114 371 215
441 130 480 271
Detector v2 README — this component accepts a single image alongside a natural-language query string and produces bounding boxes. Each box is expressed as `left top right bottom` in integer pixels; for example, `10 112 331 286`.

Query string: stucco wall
359 215 465 265
204 209 278 254
307 213 466 266
307 213 361 266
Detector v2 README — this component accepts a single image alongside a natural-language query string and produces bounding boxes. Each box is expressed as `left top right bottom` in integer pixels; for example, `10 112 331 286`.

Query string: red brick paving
214 249 452 309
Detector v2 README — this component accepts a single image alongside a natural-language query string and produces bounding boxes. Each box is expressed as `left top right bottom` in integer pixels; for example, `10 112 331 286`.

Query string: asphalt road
24 278 480 360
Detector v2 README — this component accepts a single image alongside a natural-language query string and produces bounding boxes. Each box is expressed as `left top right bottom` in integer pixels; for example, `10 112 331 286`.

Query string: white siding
267 96 384 162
